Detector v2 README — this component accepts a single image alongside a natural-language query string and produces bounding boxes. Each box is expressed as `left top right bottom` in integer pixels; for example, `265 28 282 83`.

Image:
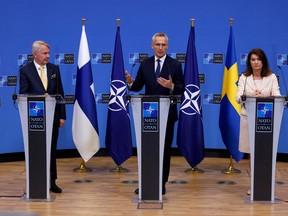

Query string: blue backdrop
1 0 288 154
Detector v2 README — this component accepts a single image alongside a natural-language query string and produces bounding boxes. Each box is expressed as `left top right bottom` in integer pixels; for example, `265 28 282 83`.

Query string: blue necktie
155 59 161 83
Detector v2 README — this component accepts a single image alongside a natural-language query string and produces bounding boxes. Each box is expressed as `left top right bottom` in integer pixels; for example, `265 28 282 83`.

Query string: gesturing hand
125 71 134 84
157 75 173 90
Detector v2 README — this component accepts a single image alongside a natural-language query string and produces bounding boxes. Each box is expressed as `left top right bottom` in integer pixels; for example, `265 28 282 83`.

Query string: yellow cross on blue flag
219 26 243 162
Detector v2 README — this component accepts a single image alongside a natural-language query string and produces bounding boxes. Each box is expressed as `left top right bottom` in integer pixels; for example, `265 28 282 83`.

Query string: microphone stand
55 65 66 105
278 66 288 104
167 63 176 105
126 63 135 104
12 64 23 108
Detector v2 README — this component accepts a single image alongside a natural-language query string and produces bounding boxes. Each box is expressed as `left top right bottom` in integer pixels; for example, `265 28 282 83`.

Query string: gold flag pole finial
191 18 195 27
116 18 121 27
229 18 233 26
82 18 86 26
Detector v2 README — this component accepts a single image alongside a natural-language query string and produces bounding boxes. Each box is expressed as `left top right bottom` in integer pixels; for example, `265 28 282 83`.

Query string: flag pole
183 19 204 174
221 18 241 174
109 18 129 173
72 18 93 173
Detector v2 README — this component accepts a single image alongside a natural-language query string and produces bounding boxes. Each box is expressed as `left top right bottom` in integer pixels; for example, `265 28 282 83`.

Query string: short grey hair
32 40 50 53
152 32 169 43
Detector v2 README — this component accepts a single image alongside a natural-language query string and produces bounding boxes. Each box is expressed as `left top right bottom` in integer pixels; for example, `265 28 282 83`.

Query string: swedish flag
219 26 243 162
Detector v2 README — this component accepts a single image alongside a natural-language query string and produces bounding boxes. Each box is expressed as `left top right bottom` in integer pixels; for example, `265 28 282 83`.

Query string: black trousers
162 117 176 185
50 124 59 182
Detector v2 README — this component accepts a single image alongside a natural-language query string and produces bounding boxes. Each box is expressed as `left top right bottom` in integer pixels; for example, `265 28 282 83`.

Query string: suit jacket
130 55 185 121
236 73 281 115
19 62 66 125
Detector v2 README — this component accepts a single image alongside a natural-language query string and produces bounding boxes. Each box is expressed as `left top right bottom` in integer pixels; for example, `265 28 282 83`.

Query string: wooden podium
130 95 170 201
18 95 56 201
244 96 286 203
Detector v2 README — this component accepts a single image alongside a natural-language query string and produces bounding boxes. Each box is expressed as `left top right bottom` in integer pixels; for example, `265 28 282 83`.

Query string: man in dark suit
19 40 66 193
125 32 185 195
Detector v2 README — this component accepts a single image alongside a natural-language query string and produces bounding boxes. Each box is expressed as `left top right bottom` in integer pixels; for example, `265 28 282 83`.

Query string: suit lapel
162 56 173 81
46 64 53 90
259 75 270 90
246 75 256 91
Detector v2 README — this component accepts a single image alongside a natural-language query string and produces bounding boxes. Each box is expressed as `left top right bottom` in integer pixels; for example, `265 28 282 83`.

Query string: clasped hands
125 71 173 90
253 89 262 96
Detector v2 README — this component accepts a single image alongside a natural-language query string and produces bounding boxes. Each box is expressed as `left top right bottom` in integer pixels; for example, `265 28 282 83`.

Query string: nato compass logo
18 54 33 66
203 93 214 104
92 53 111 64
108 80 128 112
29 101 45 131
55 53 75 65
0 76 17 87
180 84 202 115
143 102 158 132
55 54 65 64
240 53 248 65
92 53 102 64
277 54 288 66
129 53 149 64
18 54 28 66
29 101 44 117
203 53 223 64
256 102 273 132
0 76 8 87
129 53 140 64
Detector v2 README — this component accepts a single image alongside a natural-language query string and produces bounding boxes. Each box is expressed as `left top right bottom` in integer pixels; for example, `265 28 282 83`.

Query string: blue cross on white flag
72 24 100 162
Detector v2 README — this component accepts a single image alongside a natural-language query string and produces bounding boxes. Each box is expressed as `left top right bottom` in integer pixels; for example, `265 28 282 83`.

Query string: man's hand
59 119 65 127
157 75 173 90
125 71 134 85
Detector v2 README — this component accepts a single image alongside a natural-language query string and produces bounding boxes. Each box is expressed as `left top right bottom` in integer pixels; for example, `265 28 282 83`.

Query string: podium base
244 197 280 204
132 196 167 204
137 201 163 210
21 194 56 202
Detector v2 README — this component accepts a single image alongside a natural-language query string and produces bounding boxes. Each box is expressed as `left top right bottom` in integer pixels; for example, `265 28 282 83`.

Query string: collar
34 60 46 70
154 55 166 62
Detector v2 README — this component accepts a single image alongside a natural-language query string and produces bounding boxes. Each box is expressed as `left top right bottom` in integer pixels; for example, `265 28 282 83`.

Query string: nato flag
105 26 133 166
177 25 205 168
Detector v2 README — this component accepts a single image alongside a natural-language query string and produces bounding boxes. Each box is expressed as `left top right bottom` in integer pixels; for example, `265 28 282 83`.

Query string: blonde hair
32 40 50 53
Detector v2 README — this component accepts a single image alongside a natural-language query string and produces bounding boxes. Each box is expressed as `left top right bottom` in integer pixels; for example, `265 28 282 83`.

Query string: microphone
241 76 248 102
12 64 23 105
277 65 288 102
55 65 66 104
126 63 136 104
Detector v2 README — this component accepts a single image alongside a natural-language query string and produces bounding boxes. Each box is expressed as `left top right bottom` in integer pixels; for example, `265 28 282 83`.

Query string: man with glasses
125 32 184 195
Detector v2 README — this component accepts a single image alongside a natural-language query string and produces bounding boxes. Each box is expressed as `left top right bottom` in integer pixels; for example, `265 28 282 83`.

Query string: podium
130 95 170 201
244 96 286 203
17 95 56 201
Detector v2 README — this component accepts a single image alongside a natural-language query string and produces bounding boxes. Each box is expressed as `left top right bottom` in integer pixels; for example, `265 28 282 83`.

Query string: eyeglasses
153 43 167 48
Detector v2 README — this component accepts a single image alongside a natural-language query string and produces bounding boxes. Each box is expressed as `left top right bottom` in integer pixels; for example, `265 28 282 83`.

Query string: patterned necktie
155 59 161 83
39 66 47 90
